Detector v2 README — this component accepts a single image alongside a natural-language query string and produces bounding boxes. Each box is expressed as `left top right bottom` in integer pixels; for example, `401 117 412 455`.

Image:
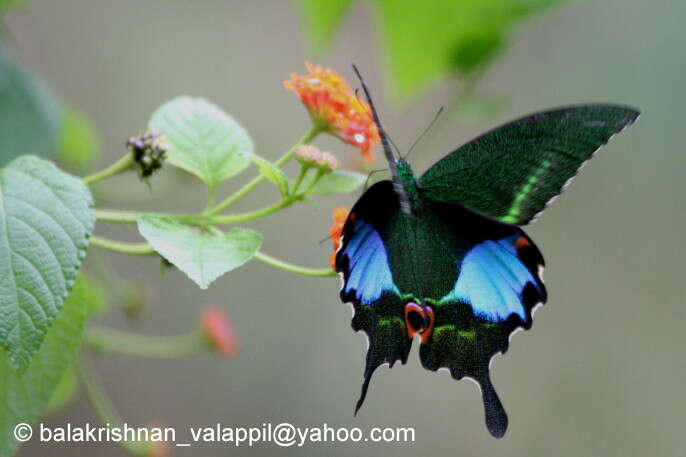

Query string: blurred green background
5 0 684 455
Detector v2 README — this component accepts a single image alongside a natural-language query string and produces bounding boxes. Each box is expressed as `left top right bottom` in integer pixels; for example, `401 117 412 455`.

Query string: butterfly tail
350 294 412 415
477 374 508 438
354 362 374 415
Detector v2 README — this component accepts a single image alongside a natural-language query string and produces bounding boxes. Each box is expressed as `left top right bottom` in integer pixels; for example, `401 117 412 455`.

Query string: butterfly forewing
418 105 640 225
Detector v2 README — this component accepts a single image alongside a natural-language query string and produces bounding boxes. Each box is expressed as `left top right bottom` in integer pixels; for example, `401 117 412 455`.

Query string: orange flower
329 206 350 268
284 62 380 162
201 306 239 358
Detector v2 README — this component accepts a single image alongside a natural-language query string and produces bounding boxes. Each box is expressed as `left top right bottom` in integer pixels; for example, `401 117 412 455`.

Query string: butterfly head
395 159 421 213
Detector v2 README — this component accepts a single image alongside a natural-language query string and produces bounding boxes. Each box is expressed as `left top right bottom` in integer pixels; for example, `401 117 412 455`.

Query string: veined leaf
308 169 366 195
149 97 254 188
0 155 94 371
0 275 91 457
252 156 290 197
0 45 61 166
138 215 262 290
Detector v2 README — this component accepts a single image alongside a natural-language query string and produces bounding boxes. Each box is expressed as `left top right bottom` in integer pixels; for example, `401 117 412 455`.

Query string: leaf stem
253 251 336 277
207 126 322 216
96 209 142 224
90 236 156 255
84 325 208 359
76 356 148 456
83 153 135 185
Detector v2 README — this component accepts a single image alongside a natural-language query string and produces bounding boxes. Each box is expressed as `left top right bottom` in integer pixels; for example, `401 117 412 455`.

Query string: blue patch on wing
443 234 540 322
341 220 398 305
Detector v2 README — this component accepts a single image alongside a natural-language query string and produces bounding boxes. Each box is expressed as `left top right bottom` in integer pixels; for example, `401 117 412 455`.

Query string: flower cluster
295 144 339 172
127 132 169 178
284 62 380 162
328 206 349 268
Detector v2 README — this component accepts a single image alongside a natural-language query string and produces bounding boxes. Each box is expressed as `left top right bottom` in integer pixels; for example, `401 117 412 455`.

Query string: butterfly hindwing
419 231 546 438
336 181 546 436
336 182 411 412
418 104 640 225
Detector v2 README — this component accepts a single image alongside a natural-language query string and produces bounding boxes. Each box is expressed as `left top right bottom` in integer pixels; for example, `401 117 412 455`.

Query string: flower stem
291 166 309 195
83 153 135 185
85 325 208 359
210 198 297 225
96 209 142 224
76 356 148 456
253 251 336 277
90 236 156 255
302 169 326 195
207 126 322 216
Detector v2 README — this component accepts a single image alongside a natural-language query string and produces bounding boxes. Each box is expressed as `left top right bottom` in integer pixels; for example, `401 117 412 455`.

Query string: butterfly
335 67 640 438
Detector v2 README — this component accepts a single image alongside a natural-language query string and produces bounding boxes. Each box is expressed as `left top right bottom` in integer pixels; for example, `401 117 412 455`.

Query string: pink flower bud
201 306 239 358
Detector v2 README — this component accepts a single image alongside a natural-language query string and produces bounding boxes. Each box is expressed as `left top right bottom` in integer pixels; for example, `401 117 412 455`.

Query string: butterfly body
335 92 639 438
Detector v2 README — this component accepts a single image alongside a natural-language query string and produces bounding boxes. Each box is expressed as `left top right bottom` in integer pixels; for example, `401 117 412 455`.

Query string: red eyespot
404 302 435 344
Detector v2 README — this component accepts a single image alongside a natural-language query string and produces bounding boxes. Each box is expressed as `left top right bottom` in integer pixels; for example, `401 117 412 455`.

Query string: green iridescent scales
418 105 640 224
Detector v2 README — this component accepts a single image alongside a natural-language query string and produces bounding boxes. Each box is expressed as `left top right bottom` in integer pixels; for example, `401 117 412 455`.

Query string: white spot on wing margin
528 114 640 224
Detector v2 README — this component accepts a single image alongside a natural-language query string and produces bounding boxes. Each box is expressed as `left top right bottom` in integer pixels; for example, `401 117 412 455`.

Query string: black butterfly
335 66 639 437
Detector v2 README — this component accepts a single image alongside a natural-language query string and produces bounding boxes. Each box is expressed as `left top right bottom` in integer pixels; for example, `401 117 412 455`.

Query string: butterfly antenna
403 105 445 160
352 65 397 165
354 87 403 158
388 136 403 158
352 64 413 215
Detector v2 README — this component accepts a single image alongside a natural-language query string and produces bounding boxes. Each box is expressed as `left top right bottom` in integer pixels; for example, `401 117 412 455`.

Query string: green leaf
149 97 254 188
0 45 61 166
296 0 565 98
308 169 366 195
252 156 290 197
375 0 563 98
57 106 101 174
0 155 95 371
45 365 77 415
297 0 356 49
137 215 262 289
0 274 91 457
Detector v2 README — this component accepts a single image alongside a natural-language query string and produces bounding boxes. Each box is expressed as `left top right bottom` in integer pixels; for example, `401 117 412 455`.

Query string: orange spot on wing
516 236 531 249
